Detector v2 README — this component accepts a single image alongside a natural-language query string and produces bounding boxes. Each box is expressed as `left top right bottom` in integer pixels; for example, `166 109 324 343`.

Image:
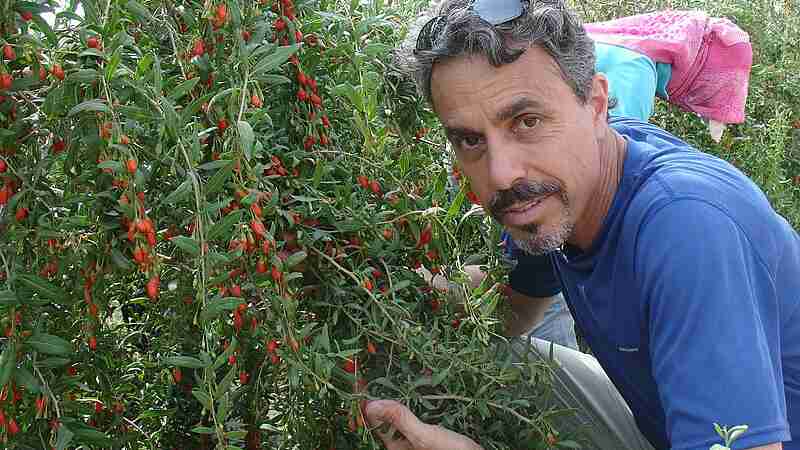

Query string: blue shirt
539 117 800 449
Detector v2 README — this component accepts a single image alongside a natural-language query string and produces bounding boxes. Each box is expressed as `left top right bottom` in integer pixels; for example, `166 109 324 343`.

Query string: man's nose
485 137 526 192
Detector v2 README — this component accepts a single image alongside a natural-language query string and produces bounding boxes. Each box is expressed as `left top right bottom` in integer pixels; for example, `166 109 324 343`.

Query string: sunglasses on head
414 0 529 53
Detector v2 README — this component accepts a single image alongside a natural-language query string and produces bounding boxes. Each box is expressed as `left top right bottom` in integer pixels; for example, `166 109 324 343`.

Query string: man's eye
462 135 481 147
518 116 540 130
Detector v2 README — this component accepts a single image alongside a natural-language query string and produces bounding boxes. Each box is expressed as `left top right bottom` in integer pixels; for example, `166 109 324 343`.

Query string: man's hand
365 400 484 450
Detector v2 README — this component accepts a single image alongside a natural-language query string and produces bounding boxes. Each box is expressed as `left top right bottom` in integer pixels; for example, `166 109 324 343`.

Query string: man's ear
588 73 610 124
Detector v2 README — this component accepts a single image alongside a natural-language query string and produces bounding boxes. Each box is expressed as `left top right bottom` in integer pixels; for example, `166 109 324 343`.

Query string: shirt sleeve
637 199 790 450
501 231 562 298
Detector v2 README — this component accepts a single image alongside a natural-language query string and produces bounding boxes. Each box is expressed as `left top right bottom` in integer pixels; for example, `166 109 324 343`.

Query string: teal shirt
594 42 671 121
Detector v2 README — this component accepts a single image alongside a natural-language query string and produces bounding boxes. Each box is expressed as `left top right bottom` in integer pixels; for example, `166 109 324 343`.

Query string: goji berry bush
0 1 564 449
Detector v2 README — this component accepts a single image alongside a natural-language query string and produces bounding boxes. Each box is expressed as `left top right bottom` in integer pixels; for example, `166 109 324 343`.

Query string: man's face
430 46 608 255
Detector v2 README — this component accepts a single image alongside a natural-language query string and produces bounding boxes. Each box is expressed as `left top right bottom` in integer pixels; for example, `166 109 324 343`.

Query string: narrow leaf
68 99 111 117
27 333 73 355
162 356 208 369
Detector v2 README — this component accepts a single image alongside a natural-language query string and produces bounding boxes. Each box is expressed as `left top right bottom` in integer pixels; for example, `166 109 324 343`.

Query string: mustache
488 180 562 220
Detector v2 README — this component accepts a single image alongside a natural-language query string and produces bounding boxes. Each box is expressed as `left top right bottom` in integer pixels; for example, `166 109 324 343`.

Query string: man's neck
569 126 628 252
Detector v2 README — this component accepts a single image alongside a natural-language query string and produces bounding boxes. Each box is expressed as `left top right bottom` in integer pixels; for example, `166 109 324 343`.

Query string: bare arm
747 444 781 450
420 265 556 337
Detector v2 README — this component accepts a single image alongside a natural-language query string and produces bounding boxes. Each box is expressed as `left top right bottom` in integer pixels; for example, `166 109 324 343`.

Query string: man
428 37 666 350
366 1 800 450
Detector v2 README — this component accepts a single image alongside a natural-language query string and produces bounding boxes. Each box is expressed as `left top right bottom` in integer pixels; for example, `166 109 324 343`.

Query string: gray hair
407 0 597 107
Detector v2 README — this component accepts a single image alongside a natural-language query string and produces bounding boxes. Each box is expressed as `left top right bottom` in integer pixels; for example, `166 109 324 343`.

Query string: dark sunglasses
414 0 529 53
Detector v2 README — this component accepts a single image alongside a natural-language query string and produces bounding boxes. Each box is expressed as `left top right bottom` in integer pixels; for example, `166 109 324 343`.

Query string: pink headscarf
585 10 753 124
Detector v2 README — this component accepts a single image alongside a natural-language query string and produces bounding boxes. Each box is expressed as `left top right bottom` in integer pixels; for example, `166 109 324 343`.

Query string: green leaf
163 177 194 205
125 0 152 23
556 440 583 449
97 160 123 172
169 78 200 102
35 357 71 368
237 121 254 160
255 74 292 85
69 68 102 84
213 337 238 370
17 274 64 302
27 333 73 355
0 290 19 306
55 425 74 450
383 280 411 296
253 44 300 74
68 99 111 117
207 209 243 241
192 389 213 411
162 356 208 369
362 42 392 57
202 297 246 321
216 365 237 398
14 366 41 393
31 14 57 46
205 160 235 195
111 248 134 271
0 342 16 388
72 427 112 446
191 426 216 434
284 251 307 268
171 236 201 257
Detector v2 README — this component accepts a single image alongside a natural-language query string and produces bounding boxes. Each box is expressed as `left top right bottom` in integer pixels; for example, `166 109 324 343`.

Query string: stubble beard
510 201 574 256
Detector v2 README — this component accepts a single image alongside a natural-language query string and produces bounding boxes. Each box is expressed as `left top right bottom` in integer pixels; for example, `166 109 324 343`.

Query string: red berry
126 159 137 174
20 11 33 21
51 64 65 81
256 259 267 273
16 206 30 221
271 266 282 282
7 418 18 435
88 336 97 350
357 175 369 189
267 339 279 353
250 93 262 108
274 18 286 31
146 275 160 301
87 36 101 49
239 371 249 384
0 159 6 172
242 30 252 42
343 358 357 374
52 139 66 154
296 89 307 102
418 225 432 248
192 39 205 57
366 341 377 354
451 318 461 329
250 219 266 239
362 279 373 291
172 367 182 383
217 119 228 132
3 45 15 61
228 354 237 365
94 401 104 414
0 73 12 90
369 180 382 195
229 284 242 297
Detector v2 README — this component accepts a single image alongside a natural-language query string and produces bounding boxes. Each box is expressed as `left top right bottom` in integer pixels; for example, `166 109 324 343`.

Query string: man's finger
365 400 426 449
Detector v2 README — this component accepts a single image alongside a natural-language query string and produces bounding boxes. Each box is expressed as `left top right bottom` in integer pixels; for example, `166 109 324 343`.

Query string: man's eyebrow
495 97 544 122
442 126 479 138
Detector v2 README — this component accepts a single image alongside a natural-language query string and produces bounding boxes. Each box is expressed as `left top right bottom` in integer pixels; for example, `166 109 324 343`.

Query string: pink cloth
585 10 753 124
